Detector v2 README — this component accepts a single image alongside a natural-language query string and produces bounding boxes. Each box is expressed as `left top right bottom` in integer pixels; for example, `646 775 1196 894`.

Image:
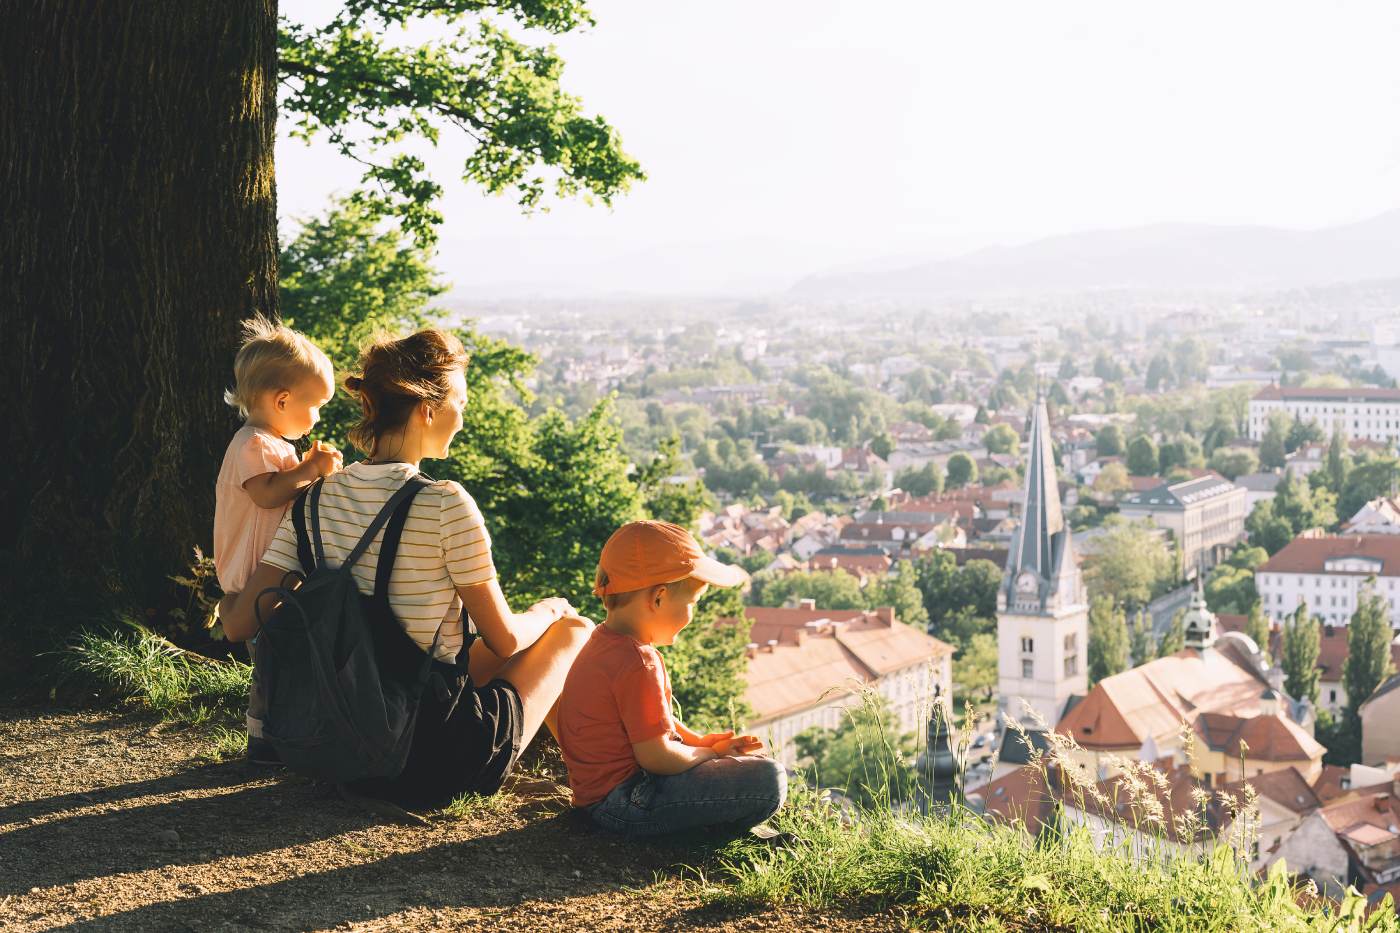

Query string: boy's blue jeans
586 755 787 838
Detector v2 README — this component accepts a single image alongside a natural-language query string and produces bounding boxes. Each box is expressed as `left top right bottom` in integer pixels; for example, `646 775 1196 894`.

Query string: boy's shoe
246 734 282 766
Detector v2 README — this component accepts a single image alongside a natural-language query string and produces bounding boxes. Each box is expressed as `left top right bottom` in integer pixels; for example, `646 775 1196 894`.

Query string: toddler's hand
713 735 764 757
304 441 342 477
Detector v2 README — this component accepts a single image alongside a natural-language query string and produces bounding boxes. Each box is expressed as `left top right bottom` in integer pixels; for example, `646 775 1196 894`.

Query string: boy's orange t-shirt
557 624 676 807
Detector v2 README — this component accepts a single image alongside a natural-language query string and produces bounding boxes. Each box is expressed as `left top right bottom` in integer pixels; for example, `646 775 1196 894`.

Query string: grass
62 625 251 726
705 780 1392 932
698 694 1397 932
55 634 1399 929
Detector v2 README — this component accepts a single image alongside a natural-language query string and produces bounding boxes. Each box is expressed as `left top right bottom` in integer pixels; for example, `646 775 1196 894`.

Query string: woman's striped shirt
261 460 494 661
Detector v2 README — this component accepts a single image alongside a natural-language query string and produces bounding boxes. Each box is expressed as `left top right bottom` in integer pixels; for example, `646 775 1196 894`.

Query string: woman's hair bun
343 374 364 391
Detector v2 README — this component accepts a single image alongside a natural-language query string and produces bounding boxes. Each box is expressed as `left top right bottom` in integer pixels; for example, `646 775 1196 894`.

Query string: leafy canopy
278 0 644 246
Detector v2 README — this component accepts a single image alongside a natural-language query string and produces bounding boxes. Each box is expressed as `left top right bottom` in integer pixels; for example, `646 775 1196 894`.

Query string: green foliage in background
279 0 644 246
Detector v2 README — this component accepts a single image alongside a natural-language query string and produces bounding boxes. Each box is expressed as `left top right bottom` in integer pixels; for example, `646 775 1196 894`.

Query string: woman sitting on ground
223 327 593 806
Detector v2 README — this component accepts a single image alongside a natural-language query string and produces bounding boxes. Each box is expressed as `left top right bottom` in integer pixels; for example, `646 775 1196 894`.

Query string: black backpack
251 474 459 783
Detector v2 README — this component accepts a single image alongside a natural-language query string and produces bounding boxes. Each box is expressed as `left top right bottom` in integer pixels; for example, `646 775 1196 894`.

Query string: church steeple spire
1001 393 1080 614
995 391 1089 729
1014 392 1064 579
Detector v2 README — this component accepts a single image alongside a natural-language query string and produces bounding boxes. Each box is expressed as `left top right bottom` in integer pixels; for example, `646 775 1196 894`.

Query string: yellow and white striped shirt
261 461 495 661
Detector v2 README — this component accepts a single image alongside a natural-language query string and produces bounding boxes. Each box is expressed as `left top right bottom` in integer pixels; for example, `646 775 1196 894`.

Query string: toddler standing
213 315 341 758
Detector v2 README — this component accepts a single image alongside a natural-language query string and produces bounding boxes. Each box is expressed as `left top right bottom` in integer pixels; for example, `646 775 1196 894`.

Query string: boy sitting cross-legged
558 521 787 837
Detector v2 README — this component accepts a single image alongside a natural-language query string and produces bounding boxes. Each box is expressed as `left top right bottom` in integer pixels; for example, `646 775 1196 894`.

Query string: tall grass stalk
63 625 250 725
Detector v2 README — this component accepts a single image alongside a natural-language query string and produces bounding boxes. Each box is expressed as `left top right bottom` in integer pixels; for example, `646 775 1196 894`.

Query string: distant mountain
791 210 1400 299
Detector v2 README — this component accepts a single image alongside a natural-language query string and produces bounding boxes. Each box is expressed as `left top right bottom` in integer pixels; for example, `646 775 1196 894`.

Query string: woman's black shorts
350 672 524 809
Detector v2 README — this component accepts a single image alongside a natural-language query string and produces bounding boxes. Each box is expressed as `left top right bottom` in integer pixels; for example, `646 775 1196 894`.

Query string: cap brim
689 555 750 589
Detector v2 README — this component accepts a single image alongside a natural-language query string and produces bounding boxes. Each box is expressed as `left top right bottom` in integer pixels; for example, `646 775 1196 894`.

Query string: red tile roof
1057 646 1271 751
723 607 952 725
1259 535 1400 577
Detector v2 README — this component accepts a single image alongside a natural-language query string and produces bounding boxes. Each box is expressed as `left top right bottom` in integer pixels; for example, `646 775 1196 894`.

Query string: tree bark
0 0 279 658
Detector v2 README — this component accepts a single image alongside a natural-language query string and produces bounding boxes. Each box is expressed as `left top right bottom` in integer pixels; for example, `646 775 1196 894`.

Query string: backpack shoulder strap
373 475 433 599
339 475 430 575
309 479 327 567
291 480 320 574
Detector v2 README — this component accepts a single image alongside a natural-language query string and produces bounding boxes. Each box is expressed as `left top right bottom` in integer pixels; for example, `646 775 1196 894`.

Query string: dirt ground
0 708 897 932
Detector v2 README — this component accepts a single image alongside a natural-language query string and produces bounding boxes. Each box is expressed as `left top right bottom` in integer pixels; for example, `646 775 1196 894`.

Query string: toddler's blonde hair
223 314 333 419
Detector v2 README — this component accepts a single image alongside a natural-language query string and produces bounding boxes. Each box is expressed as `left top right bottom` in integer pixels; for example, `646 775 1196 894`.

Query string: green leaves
278 4 643 246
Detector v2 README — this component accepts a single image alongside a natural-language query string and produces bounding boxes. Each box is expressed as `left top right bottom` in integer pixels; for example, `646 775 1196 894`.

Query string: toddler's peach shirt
213 425 299 593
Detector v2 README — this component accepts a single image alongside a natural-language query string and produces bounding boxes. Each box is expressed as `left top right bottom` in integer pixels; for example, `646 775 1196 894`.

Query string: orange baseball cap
593 520 748 597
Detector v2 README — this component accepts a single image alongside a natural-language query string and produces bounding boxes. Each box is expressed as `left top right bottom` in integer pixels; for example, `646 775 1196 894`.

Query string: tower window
1022 658 1034 679
1020 637 1034 654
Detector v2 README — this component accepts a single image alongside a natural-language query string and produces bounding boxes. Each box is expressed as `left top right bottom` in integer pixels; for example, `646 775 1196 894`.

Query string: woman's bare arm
222 561 296 642
455 579 573 658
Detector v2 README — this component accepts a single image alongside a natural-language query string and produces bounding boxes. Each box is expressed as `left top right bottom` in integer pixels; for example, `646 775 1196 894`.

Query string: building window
1329 689 1337 703
1022 658 1034 679
1064 654 1078 677
1020 637 1034 654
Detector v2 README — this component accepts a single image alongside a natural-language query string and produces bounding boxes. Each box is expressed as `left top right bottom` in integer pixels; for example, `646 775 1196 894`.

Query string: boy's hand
687 731 734 748
713 735 764 757
304 441 342 477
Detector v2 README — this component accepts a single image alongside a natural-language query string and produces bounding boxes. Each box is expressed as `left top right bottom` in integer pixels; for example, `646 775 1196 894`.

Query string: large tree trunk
0 1 279 663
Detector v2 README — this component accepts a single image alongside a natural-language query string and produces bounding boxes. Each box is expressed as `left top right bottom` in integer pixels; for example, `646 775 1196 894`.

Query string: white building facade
1255 535 1400 628
1248 386 1400 445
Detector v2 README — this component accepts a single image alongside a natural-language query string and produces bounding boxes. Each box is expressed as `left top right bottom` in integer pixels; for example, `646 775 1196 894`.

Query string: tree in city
1096 424 1126 458
1325 427 1350 494
1145 354 1173 392
1093 462 1132 499
1339 456 1400 521
1126 436 1159 476
1157 610 1186 658
1286 417 1324 454
1171 338 1208 385
1087 596 1130 685
1243 600 1272 667
1128 608 1156 666
1259 414 1289 471
1281 602 1320 706
865 561 930 629
1158 435 1205 475
1273 471 1338 534
1 0 643 666
953 632 999 714
946 452 978 489
1204 543 1266 614
913 551 1002 636
983 423 1020 456
870 432 895 460
1207 447 1259 481
895 462 944 497
793 695 917 807
750 569 865 611
1082 517 1176 608
1343 584 1396 726
1245 499 1295 555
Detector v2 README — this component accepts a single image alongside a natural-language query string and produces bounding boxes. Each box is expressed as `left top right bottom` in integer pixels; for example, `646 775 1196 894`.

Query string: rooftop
1259 534 1400 578
1120 472 1239 510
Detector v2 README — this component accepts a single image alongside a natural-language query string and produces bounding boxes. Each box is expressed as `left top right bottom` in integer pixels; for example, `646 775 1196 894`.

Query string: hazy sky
277 1 1400 295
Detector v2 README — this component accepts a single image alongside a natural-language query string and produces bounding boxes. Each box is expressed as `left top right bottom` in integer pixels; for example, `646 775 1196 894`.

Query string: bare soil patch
0 708 896 932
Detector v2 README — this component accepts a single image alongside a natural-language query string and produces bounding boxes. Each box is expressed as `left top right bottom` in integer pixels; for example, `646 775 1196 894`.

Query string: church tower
996 394 1088 729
